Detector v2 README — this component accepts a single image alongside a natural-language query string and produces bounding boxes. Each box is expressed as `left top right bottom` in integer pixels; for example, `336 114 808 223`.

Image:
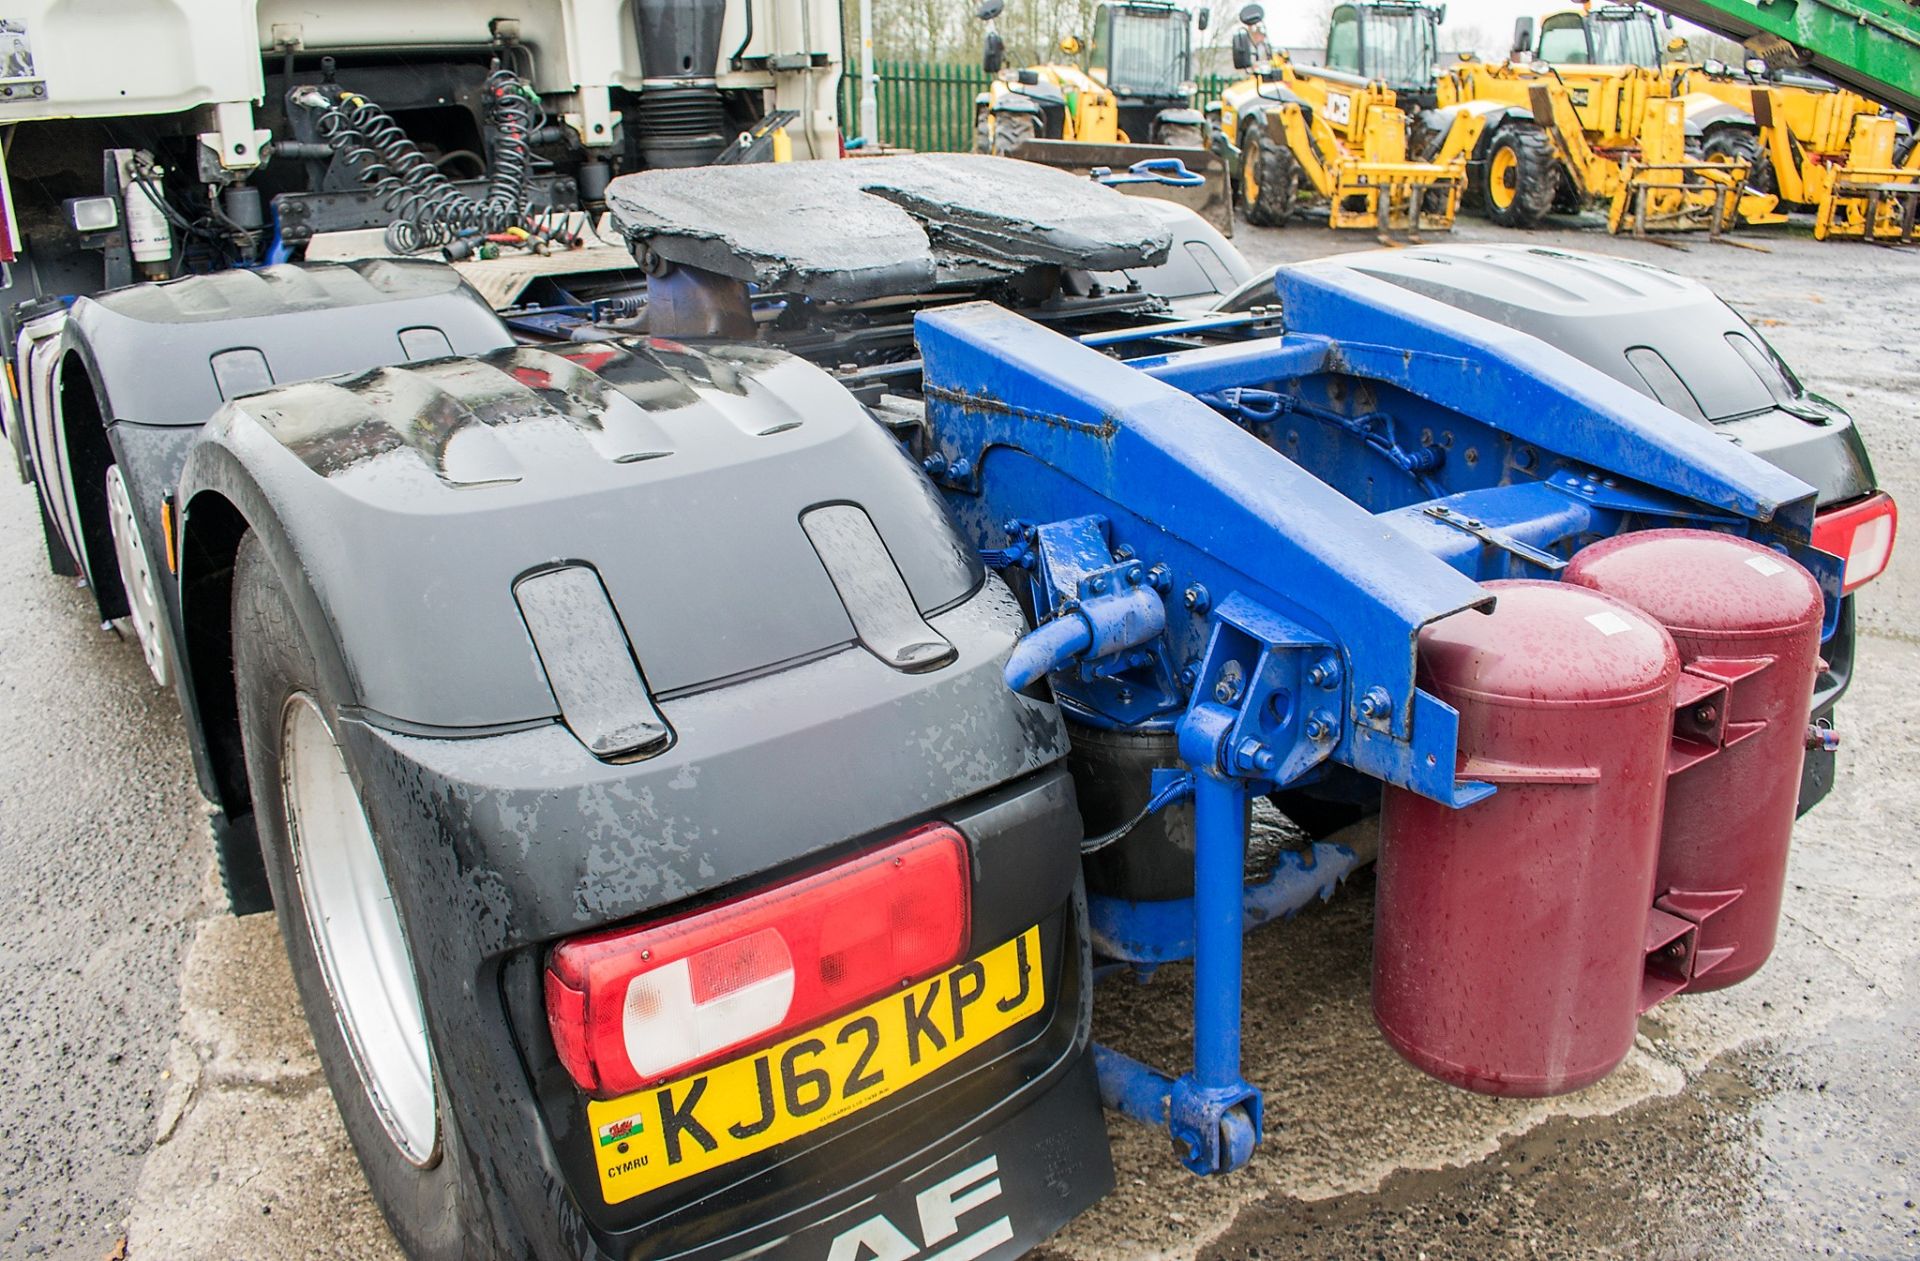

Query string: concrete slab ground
125 913 403 1261
1 216 1914 1261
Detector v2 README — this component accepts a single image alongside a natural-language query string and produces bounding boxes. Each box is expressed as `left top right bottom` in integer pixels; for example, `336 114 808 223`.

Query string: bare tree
1438 20 1493 61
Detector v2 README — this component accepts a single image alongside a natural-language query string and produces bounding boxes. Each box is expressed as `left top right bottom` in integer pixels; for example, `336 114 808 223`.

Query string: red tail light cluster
545 824 971 1097
1813 491 1898 594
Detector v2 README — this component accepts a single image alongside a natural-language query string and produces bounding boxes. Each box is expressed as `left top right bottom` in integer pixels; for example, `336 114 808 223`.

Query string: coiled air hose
303 64 536 254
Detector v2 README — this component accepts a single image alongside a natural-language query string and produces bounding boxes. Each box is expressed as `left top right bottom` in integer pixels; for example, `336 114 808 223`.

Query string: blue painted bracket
1089 840 1363 963
915 301 1492 802
1129 264 1821 538
914 289 1841 1177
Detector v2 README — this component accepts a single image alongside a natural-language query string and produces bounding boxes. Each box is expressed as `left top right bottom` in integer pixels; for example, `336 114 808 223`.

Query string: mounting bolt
1090 575 1110 594
1214 676 1242 705
1358 686 1391 721
1148 564 1174 592
1179 660 1200 688
922 453 947 475
1002 518 1025 538
1304 711 1336 744
1183 583 1211 614
1307 654 1342 690
948 458 971 480
1693 704 1718 725
1125 564 1144 586
1236 738 1276 774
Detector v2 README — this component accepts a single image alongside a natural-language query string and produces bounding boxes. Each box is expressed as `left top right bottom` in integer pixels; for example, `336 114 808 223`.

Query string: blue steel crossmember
912 263 1841 1176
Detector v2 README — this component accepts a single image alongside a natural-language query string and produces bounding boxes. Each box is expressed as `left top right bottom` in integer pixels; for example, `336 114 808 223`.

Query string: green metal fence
839 62 1237 152
840 60 992 152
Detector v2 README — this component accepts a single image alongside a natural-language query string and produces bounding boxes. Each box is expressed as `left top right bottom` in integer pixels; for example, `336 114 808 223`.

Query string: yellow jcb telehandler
1436 7 1781 234
1211 4 1482 238
1525 5 1919 241
1685 59 1920 242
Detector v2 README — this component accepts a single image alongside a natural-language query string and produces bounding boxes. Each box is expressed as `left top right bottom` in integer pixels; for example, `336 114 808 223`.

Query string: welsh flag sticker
598 1113 645 1148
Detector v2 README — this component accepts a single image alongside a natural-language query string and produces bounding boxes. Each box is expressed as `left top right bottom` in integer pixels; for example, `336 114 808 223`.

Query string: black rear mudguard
171 334 1114 1255
58 260 509 806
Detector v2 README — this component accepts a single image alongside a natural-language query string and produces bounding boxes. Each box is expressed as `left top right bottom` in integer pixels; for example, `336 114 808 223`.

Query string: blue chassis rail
914 265 1840 1176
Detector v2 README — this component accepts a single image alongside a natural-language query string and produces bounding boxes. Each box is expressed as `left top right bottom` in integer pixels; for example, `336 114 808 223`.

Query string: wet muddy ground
0 214 1915 1260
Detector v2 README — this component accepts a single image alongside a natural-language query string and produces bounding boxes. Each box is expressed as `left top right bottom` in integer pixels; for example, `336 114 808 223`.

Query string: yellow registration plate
587 925 1045 1205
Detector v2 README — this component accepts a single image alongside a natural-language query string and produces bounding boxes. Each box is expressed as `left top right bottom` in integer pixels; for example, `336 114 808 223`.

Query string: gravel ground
0 208 1914 1261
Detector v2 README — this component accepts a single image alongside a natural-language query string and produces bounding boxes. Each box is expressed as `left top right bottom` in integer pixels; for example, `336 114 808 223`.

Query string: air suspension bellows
633 0 731 167
1374 581 1679 1098
1564 530 1824 992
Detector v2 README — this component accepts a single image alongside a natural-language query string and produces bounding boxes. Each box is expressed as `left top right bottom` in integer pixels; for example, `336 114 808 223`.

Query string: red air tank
1564 529 1824 992
1374 581 1678 1097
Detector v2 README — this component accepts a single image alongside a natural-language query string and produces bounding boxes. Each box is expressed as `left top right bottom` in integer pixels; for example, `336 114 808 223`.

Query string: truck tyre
104 465 173 687
1156 120 1204 149
1482 124 1558 229
1703 127 1774 199
5 407 26 485
1240 122 1299 227
33 482 80 578
231 532 495 1261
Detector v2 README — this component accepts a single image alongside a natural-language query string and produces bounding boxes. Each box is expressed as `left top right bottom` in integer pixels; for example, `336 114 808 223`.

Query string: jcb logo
1325 91 1352 126
827 1155 1011 1261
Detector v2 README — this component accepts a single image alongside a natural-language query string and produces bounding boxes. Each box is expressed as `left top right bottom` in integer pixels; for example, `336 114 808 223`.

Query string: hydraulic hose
302 64 537 253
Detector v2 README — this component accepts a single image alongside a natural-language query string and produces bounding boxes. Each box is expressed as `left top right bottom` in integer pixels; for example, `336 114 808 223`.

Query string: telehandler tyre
1156 120 1204 149
1482 124 1558 229
1702 127 1775 199
975 109 1038 156
1239 122 1299 227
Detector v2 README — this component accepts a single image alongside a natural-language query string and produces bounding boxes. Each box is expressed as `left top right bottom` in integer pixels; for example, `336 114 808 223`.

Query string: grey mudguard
339 576 1068 947
606 154 1173 302
179 327 1095 1258
63 261 508 593
56 261 511 794
69 259 511 428
1224 243 1874 506
177 338 988 731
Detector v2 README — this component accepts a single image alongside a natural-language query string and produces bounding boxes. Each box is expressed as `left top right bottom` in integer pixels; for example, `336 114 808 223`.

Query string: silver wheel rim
281 694 439 1166
104 465 170 687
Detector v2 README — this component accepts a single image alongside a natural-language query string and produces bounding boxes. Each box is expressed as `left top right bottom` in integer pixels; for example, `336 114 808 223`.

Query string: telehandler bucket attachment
1013 138 1235 235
